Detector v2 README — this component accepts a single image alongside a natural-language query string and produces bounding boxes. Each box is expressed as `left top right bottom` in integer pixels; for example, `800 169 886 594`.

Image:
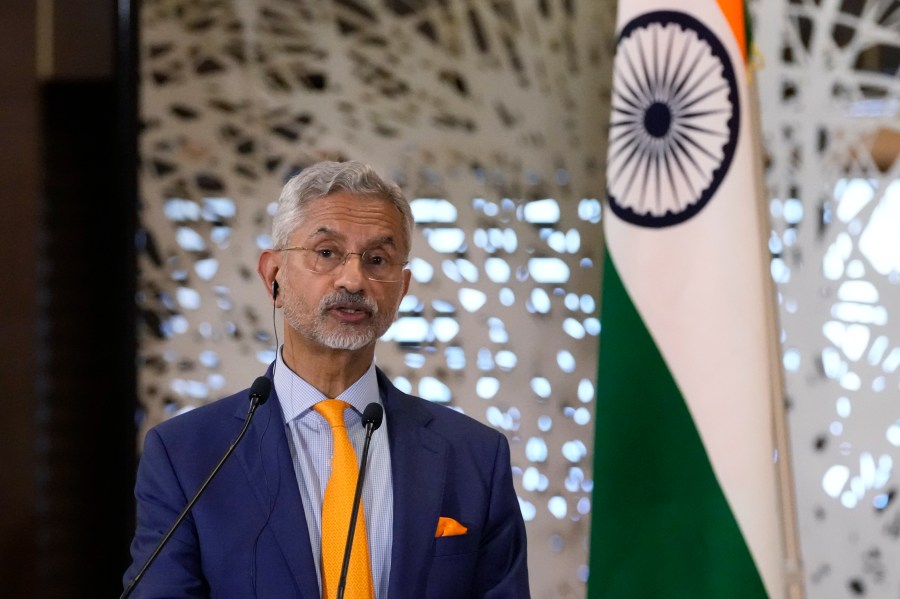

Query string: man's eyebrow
369 235 397 247
308 226 342 240
308 229 397 248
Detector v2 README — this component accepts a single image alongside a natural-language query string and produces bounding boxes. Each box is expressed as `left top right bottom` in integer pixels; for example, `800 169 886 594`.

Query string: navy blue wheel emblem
607 11 740 228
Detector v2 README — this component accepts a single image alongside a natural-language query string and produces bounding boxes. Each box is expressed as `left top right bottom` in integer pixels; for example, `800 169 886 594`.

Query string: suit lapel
234 388 320 598
379 374 448 596
229 370 451 597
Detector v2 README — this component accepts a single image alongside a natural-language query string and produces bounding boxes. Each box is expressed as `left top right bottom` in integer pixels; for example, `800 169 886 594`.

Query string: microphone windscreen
249 376 272 405
362 403 384 431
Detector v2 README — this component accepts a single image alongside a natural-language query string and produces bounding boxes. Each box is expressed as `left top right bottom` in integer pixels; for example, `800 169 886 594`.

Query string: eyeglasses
279 246 409 283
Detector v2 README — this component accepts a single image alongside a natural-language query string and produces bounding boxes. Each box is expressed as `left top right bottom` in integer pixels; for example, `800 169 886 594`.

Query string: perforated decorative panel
752 0 900 596
136 0 900 597
137 1 613 597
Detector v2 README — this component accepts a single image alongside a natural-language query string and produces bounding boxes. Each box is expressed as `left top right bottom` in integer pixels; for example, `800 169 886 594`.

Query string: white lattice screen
136 1 899 597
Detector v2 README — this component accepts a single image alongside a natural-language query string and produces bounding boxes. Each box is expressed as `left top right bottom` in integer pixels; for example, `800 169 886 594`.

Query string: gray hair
271 160 414 255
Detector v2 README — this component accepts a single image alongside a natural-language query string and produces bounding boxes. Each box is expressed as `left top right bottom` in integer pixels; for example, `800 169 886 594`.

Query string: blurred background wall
134 3 612 598
0 1 134 596
1 2 41 595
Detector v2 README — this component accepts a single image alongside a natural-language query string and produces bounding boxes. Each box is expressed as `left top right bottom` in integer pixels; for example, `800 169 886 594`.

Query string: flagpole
746 46 806 599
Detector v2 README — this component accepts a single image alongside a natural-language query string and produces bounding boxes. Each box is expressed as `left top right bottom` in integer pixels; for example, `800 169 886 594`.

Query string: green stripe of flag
588 253 768 597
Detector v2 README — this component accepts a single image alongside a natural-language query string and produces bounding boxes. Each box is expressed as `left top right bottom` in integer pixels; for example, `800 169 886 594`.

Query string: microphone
336 402 384 599
120 376 273 599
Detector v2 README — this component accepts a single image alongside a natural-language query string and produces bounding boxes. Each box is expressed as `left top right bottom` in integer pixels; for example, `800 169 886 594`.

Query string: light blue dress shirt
273 349 394 599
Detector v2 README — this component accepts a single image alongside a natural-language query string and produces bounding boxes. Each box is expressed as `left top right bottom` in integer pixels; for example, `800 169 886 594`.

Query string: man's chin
317 332 377 352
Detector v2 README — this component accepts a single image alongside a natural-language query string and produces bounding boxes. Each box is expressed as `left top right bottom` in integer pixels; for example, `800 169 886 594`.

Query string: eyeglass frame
278 245 409 283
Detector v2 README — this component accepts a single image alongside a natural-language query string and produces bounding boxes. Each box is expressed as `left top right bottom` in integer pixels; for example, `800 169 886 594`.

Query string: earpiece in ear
272 280 279 299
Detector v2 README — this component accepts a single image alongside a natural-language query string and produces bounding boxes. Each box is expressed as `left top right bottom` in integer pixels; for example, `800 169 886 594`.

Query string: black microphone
336 402 384 599
120 376 273 599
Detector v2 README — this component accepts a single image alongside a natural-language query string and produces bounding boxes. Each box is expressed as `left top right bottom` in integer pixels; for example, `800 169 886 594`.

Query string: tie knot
315 399 349 429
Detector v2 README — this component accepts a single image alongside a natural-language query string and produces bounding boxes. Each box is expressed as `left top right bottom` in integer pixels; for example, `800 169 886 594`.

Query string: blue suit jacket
123 367 530 598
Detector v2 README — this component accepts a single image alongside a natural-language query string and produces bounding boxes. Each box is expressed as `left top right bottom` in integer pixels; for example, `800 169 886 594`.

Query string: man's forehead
294 192 409 249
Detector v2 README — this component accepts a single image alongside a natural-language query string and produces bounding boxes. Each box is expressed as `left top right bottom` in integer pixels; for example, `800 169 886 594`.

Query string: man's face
279 192 411 351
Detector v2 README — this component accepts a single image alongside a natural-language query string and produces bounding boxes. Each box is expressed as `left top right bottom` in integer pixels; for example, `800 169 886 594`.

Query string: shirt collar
274 346 381 423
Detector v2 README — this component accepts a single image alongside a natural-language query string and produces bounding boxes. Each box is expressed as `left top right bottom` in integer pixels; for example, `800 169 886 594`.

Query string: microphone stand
120 377 271 599
336 403 383 599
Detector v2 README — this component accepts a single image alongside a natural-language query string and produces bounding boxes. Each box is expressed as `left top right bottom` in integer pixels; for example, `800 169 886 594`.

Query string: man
122 160 531 598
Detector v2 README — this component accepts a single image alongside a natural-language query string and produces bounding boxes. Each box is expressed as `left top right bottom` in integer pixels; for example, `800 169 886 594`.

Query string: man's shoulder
378 371 503 440
151 386 253 436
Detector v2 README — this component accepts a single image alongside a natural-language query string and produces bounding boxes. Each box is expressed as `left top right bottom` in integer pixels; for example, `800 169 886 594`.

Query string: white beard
282 288 396 351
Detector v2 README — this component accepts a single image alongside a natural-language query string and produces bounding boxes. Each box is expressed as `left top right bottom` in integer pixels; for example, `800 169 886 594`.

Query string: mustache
320 290 378 313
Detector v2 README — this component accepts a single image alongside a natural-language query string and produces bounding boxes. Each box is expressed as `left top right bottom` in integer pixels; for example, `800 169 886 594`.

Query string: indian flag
588 1 791 597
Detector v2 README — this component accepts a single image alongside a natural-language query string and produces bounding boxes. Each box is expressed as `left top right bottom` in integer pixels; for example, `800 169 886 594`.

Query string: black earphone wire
271 286 279 379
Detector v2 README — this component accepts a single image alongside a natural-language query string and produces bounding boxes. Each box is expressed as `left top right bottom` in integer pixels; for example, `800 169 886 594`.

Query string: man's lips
328 304 371 322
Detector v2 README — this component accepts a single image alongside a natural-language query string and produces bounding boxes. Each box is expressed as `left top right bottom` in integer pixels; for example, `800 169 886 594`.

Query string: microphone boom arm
120 377 271 599
336 403 383 599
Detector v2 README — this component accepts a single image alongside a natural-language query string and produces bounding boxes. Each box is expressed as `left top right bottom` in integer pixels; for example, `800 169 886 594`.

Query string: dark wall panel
36 79 136 598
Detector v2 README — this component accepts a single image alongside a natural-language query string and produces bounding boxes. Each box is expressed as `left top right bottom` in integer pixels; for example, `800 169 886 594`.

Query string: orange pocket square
435 516 468 537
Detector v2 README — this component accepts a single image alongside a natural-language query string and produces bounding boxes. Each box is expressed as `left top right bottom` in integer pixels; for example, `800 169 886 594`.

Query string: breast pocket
427 531 480 598
433 530 479 556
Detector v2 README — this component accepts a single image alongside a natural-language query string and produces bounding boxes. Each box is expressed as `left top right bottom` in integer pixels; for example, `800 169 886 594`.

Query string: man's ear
257 249 280 304
401 266 412 298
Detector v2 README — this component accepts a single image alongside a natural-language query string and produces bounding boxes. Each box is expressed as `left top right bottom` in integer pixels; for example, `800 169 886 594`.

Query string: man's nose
333 252 367 289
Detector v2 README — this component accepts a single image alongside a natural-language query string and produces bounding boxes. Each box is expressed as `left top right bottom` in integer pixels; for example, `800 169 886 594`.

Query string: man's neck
280 335 375 398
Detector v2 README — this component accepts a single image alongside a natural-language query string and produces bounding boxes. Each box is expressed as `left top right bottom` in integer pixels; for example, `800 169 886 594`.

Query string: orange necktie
315 399 375 599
